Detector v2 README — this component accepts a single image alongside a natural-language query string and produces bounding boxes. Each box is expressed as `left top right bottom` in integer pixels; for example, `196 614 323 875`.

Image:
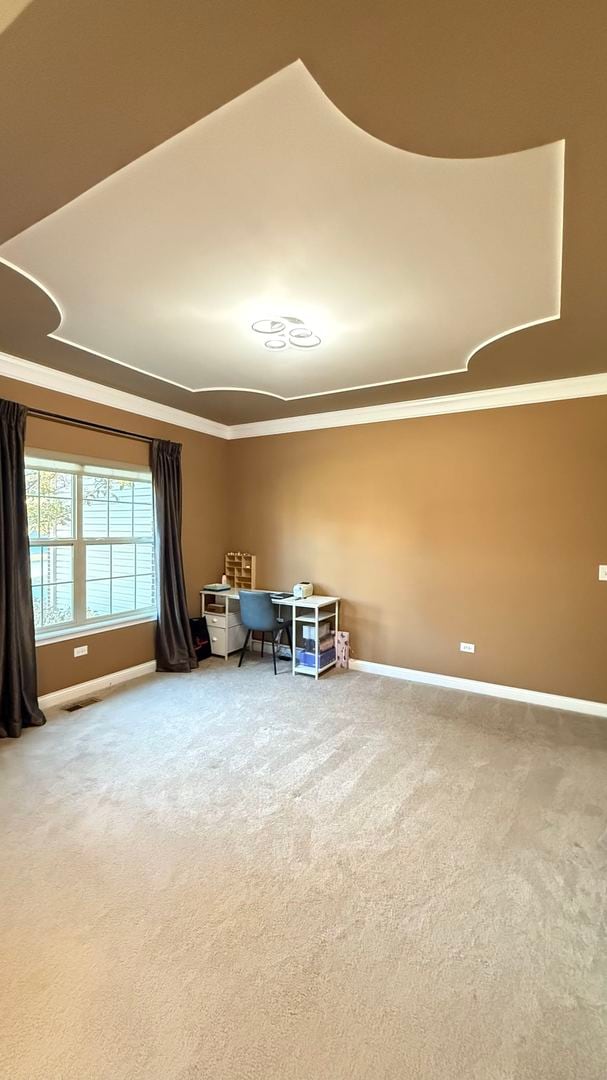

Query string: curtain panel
0 399 46 737
151 439 197 673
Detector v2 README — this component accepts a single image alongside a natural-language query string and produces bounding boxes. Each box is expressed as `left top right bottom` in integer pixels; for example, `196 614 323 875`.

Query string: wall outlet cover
460 642 475 653
599 565 607 581
74 645 88 657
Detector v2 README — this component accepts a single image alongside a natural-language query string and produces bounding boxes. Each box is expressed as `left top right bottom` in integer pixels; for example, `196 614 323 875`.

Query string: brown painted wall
2 374 605 703
227 397 607 703
0 375 228 695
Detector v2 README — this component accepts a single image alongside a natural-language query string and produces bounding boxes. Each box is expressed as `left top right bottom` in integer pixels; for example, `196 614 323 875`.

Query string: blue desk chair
238 590 292 674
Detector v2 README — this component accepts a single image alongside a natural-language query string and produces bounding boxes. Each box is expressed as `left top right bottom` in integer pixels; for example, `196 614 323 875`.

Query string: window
26 453 156 639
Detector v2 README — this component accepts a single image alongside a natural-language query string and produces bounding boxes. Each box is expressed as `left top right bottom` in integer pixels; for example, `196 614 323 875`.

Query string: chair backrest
239 589 276 631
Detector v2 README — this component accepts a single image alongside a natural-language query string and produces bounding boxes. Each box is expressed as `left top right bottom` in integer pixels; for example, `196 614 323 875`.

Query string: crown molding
229 372 607 438
1 352 606 441
0 351 230 439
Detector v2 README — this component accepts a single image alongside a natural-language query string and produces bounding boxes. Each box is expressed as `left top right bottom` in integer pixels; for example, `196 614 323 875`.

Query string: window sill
35 614 157 647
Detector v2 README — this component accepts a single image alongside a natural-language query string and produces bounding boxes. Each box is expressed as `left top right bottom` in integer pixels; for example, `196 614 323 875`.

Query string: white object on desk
293 582 313 599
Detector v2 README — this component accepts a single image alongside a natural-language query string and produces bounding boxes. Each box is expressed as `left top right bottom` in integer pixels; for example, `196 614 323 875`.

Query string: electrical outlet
74 645 88 657
599 565 607 581
460 642 475 653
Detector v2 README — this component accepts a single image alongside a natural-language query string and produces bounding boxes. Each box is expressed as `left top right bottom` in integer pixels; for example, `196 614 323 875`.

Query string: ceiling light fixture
251 315 321 350
289 327 322 348
251 319 285 335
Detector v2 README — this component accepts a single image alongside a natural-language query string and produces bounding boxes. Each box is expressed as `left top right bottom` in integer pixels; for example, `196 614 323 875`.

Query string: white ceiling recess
0 61 564 402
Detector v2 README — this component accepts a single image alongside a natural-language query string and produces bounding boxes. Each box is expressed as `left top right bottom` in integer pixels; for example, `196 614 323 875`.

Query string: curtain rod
27 407 154 445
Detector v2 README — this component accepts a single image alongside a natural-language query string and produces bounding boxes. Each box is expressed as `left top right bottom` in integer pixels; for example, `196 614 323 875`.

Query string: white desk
200 589 340 678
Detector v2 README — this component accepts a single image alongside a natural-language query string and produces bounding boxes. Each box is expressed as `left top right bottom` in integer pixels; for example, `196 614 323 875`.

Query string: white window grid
26 459 156 638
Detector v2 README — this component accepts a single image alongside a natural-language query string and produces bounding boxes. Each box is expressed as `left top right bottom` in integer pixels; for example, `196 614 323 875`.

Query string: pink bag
335 631 350 669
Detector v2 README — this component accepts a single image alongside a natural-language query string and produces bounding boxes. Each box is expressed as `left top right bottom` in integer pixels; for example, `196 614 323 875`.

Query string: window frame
26 451 157 643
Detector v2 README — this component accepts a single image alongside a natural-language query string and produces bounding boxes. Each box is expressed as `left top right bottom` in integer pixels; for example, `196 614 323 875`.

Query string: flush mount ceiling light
251 315 322 351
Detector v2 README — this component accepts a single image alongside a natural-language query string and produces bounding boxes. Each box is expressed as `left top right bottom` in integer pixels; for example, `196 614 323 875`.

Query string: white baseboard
39 660 157 711
349 659 607 718
39 654 607 720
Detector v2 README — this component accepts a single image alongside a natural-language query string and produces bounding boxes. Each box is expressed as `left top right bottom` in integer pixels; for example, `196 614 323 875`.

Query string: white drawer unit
208 625 227 655
208 624 248 658
206 612 242 629
200 588 248 660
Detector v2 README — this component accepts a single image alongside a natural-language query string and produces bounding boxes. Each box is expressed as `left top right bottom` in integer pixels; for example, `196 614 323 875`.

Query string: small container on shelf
296 647 337 669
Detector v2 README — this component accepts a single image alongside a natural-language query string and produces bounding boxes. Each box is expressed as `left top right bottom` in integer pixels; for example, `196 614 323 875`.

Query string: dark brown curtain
151 439 197 673
0 400 46 737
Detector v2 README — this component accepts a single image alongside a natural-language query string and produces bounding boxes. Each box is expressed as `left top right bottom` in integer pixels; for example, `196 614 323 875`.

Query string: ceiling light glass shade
264 337 287 349
289 327 322 348
252 319 285 334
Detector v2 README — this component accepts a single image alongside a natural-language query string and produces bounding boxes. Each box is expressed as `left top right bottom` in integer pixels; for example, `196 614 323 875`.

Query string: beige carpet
1 659 606 1080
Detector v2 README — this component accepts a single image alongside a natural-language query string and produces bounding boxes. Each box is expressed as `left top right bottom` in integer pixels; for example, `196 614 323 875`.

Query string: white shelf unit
291 596 339 679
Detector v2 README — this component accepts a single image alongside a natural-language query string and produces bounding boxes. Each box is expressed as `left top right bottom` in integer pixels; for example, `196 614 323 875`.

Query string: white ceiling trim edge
0 256 562 403
0 352 229 439
230 373 607 438
50 315 561 400
1 351 606 442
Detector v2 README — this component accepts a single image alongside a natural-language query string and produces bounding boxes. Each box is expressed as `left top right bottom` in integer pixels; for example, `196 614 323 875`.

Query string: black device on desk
270 591 293 600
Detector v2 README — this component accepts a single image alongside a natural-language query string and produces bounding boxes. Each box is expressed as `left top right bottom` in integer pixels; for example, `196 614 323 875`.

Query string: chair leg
260 631 264 658
271 636 277 675
274 623 292 660
238 629 251 668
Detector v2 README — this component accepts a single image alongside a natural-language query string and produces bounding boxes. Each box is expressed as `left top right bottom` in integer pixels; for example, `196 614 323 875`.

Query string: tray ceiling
0 61 564 404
